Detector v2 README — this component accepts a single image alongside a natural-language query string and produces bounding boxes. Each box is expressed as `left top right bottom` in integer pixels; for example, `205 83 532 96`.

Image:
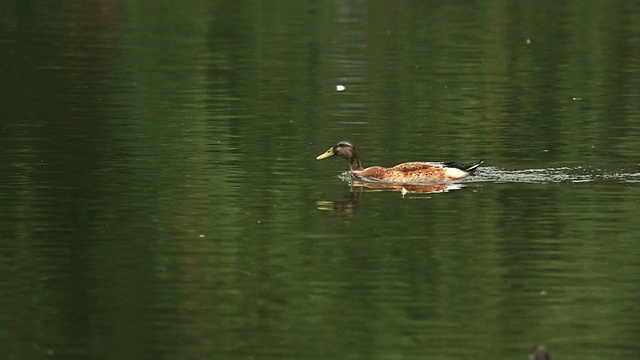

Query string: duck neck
349 151 363 171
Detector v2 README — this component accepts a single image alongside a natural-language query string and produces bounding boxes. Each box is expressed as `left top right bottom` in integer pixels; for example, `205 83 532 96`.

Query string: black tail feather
464 160 483 174
445 160 484 174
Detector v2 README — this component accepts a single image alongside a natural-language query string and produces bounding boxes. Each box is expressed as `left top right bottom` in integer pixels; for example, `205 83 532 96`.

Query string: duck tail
463 160 483 174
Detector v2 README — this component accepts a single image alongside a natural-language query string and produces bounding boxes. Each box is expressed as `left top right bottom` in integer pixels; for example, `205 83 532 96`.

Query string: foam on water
472 166 640 184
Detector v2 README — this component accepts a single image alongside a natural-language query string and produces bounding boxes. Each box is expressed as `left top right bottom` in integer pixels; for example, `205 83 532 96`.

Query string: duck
316 141 483 184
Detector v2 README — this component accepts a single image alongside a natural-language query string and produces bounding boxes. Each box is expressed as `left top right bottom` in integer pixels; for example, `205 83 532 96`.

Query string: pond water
2 1 640 359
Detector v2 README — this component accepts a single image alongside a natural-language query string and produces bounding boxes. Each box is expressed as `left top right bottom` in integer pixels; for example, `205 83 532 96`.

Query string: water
2 1 640 359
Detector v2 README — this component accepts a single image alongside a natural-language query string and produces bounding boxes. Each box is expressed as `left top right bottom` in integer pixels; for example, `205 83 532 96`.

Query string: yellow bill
316 147 335 160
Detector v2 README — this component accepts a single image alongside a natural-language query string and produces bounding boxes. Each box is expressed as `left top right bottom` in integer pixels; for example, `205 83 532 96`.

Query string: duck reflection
317 180 468 217
529 345 552 360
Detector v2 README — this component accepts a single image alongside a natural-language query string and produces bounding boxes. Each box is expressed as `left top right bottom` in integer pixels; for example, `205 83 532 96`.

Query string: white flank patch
445 167 469 179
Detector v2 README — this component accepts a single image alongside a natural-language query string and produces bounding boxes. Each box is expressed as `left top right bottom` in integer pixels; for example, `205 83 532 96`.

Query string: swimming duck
316 141 482 184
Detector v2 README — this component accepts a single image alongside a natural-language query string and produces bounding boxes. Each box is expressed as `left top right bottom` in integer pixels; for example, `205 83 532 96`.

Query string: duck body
316 141 483 184
352 162 478 183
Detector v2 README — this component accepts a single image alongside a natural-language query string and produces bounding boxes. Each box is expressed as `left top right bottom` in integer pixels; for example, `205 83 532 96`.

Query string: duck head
316 141 363 171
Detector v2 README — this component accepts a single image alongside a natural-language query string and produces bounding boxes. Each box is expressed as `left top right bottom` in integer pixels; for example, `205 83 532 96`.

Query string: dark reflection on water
317 181 470 217
2 1 640 359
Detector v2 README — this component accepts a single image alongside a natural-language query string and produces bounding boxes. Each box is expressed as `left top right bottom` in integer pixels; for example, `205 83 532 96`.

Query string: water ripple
474 166 640 184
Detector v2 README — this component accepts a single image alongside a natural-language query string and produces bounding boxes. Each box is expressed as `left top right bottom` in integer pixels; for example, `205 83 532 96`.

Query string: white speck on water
526 38 531 44
199 234 205 238
573 97 582 101
401 187 408 197
336 85 346 92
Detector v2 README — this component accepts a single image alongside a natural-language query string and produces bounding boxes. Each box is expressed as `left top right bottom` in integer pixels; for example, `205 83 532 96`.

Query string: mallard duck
529 345 551 360
316 141 483 183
